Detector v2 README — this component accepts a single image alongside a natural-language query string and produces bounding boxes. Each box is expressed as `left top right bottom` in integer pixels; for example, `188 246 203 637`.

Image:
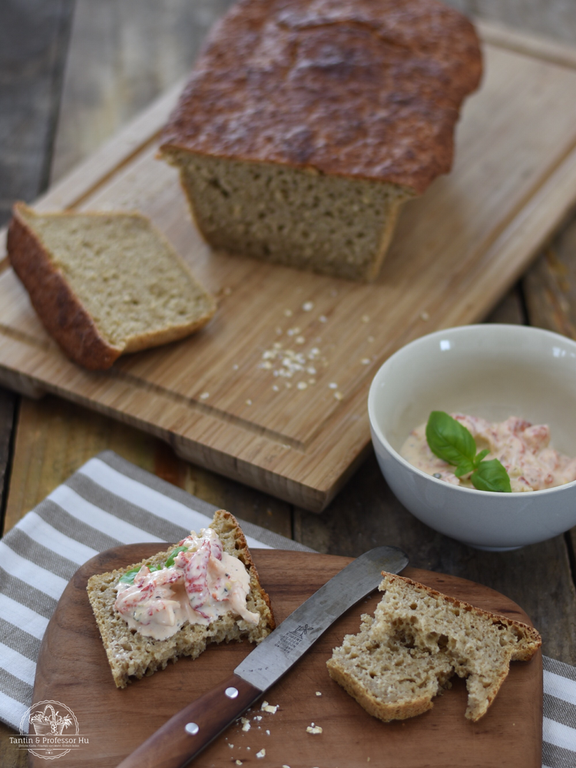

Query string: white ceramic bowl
368 324 576 551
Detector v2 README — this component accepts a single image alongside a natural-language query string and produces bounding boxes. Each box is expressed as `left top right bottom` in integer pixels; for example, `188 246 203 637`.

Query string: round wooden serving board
32 549 542 768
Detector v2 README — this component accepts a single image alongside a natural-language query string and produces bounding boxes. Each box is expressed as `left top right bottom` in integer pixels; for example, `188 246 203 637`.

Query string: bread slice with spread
87 510 275 688
327 572 541 722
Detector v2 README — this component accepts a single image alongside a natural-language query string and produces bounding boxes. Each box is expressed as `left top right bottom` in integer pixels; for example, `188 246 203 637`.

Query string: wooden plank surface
31 549 542 768
2 1 576 764
3 30 576 511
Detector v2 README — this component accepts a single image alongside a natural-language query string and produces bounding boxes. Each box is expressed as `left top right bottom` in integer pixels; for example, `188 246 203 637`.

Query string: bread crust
160 0 483 194
383 573 542 660
327 572 541 723
7 203 123 369
87 510 275 688
7 203 216 370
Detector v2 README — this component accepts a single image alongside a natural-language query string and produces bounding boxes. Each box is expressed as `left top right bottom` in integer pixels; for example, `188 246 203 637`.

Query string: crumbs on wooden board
253 298 378 400
226 701 281 760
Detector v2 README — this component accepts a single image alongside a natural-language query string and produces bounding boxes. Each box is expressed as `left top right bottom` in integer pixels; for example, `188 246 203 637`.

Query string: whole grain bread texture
7 202 216 370
87 510 275 688
159 0 483 281
327 572 541 722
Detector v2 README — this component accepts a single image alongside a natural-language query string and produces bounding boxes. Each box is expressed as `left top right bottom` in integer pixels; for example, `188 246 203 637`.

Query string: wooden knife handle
116 673 263 768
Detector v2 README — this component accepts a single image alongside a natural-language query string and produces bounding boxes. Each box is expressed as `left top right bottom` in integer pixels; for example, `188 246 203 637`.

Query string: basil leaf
426 411 477 467
165 545 188 568
454 459 476 477
118 567 141 584
474 448 490 466
470 459 512 493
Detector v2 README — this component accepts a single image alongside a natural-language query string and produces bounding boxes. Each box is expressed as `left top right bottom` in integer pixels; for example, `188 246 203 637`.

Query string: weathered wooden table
2 1 576 763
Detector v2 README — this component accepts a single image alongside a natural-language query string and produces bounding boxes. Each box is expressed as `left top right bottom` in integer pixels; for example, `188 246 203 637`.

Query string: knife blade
116 546 408 768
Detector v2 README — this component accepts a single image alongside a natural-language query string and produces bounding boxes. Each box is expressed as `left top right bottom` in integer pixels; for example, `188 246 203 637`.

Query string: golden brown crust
7 203 123 369
382 573 542 656
160 0 483 194
7 202 217 370
327 572 541 723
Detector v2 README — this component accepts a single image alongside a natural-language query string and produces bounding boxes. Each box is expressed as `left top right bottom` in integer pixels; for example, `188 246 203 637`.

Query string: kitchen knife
116 545 409 768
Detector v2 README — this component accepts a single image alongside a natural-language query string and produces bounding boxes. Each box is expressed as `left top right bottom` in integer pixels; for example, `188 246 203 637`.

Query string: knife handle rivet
225 687 239 699
185 723 199 736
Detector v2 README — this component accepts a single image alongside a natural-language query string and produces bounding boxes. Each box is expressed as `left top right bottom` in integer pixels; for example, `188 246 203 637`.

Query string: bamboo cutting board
30 549 542 768
2 23 576 511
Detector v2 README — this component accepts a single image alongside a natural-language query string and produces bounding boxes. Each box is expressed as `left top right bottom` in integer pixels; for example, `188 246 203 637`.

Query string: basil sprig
425 411 512 493
118 545 188 585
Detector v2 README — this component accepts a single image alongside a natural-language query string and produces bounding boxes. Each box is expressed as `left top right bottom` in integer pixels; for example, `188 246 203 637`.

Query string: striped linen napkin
0 451 574 768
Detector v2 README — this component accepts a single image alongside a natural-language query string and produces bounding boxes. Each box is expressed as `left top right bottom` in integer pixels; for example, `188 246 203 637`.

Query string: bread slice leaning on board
327 572 541 722
159 0 483 281
87 510 275 688
7 202 216 370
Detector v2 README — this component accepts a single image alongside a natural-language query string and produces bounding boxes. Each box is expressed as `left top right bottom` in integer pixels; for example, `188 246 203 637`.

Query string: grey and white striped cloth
0 451 574 768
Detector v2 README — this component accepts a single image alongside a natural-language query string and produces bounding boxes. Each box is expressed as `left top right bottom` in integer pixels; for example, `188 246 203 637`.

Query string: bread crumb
246 399 252 405
199 392 209 400
236 761 243 766
319 315 327 323
420 311 430 321
302 301 314 311
306 723 323 734
315 691 322 696
328 382 338 389
361 315 370 323
334 391 343 401
284 309 293 317
361 358 370 365
256 749 266 758
297 382 307 390
241 718 251 732
261 702 279 714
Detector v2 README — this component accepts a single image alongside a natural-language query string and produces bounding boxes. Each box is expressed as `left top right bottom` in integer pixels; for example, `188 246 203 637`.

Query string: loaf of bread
87 510 275 688
7 202 216 370
327 573 541 722
159 0 482 281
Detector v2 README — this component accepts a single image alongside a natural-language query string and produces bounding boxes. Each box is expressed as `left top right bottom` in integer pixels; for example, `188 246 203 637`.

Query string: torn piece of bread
159 0 483 281
327 572 541 722
7 202 216 370
87 510 275 688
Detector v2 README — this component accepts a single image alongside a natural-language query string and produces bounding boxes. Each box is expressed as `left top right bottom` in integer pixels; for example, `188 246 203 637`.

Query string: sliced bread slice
327 572 541 722
87 510 275 688
7 202 216 369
